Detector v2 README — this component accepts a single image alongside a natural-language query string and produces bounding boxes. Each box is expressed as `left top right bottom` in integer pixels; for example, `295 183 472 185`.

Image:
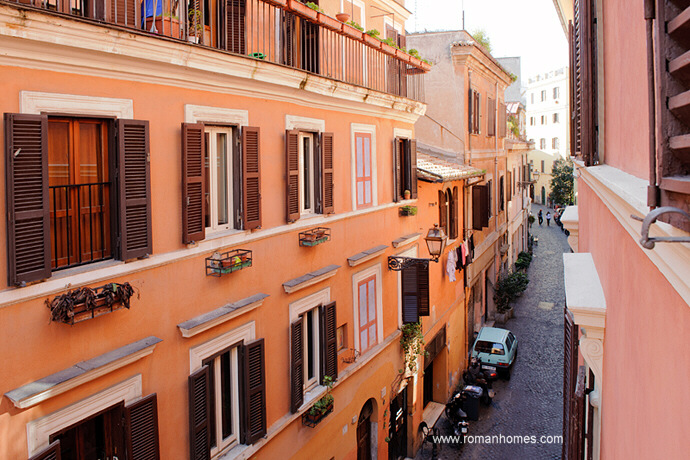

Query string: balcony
3 0 426 101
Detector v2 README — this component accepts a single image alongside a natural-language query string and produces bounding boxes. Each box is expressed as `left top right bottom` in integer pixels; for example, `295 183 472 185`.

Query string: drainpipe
645 0 658 207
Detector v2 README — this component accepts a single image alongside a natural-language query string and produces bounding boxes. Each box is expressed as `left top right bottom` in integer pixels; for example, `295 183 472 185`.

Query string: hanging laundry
446 249 457 282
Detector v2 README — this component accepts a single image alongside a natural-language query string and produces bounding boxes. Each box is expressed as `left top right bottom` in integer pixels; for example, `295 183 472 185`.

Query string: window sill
199 227 248 243
216 441 250 460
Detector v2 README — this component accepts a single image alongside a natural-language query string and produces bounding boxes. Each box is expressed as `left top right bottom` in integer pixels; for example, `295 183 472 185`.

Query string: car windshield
474 340 505 355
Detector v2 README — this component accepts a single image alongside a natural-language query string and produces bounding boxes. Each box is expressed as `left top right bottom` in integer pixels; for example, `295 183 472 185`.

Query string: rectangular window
204 126 236 232
540 138 546 149
299 133 316 215
552 138 560 149
541 115 547 125
541 160 545 173
487 179 493 218
541 90 546 101
203 345 241 454
469 90 481 134
50 403 125 459
48 118 112 270
553 86 560 99
553 113 560 123
531 93 535 104
355 132 373 208
487 97 496 137
302 307 320 390
499 176 505 211
530 117 535 126
394 137 417 201
357 276 378 354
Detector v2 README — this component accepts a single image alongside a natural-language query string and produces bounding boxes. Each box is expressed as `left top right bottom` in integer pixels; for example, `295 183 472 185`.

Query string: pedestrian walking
546 211 551 226
538 209 543 226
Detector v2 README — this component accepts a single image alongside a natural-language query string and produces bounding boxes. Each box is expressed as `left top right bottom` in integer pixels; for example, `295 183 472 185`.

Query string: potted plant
408 48 422 67
380 37 398 57
400 322 426 374
403 189 411 200
288 0 318 21
187 7 204 43
303 376 334 426
342 20 364 40
317 11 341 31
335 12 350 22
399 205 417 216
363 29 381 48
420 59 433 72
395 47 411 63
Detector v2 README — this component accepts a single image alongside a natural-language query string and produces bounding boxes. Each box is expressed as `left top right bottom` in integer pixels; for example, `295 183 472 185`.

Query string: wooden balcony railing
4 0 427 101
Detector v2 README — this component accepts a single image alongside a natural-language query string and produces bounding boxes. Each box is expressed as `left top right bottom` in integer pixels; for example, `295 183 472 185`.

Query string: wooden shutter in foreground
290 318 304 412
242 338 267 444
570 366 587 460
393 138 402 202
401 265 419 324
321 132 334 214
286 130 300 222
118 119 152 260
472 185 489 230
4 113 51 286
125 393 160 460
417 261 430 317
29 441 61 460
320 302 338 383
409 139 418 198
563 308 579 460
242 126 262 230
182 123 206 244
189 366 211 460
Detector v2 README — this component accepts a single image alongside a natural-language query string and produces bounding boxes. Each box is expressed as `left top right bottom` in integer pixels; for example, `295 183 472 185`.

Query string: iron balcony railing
49 182 112 270
4 0 426 101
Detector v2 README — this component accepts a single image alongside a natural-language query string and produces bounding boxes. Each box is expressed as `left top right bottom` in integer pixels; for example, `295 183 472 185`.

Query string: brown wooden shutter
498 102 507 138
117 119 152 260
29 441 61 460
125 393 160 460
182 123 206 244
290 318 304 412
109 0 136 27
242 338 267 444
569 366 587 460
417 261 430 317
438 190 447 231
286 130 300 223
409 139 418 198
242 126 262 230
225 0 246 54
507 171 512 201
451 186 459 240
393 138 403 202
188 366 211 460
321 132 334 214
4 113 51 286
320 302 338 383
468 89 474 133
472 185 489 230
563 308 580 460
487 98 495 137
401 265 419 324
571 0 597 166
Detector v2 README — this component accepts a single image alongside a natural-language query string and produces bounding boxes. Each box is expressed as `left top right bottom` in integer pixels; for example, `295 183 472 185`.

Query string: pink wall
602 0 650 179
578 181 690 460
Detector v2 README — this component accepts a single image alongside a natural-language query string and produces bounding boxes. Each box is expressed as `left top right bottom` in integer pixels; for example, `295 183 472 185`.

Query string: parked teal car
470 327 518 380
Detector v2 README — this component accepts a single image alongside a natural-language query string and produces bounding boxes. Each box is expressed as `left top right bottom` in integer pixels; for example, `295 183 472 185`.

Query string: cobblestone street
416 205 571 460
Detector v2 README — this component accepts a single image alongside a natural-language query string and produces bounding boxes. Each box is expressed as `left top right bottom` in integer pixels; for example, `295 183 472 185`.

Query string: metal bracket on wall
387 256 432 271
632 207 690 249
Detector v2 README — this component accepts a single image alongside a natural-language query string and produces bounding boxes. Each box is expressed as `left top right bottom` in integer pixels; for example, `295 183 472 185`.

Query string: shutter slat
321 132 334 214
438 190 447 231
189 366 211 460
226 0 247 54
401 265 420 324
118 119 152 260
417 261 430 317
286 130 300 222
125 393 160 460
243 338 267 444
320 302 338 382
393 138 402 202
5 113 51 285
29 440 61 460
242 126 262 230
409 139 418 198
472 185 489 230
290 317 304 412
182 123 206 243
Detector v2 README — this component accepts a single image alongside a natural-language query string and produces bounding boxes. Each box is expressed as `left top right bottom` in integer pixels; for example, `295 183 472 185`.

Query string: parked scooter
444 390 470 439
463 358 495 405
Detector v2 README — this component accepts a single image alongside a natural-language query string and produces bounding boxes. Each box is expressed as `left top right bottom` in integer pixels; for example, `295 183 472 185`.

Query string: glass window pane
217 133 229 225
369 325 376 346
302 137 311 210
367 280 376 321
356 137 363 177
357 182 364 205
307 311 314 380
363 137 370 177
359 284 367 326
364 182 371 204
220 350 232 439
360 329 367 352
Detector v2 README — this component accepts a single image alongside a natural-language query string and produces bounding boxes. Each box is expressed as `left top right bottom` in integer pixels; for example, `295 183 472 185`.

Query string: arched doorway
358 399 377 460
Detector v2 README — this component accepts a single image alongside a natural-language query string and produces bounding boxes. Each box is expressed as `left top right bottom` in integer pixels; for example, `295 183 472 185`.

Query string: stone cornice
0 4 425 124
452 45 513 87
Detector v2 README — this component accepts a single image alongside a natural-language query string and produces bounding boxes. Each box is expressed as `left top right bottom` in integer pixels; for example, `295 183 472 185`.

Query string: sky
404 0 568 79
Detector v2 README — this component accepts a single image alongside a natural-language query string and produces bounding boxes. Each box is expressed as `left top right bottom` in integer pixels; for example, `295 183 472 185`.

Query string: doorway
423 360 434 408
357 400 374 460
388 387 408 460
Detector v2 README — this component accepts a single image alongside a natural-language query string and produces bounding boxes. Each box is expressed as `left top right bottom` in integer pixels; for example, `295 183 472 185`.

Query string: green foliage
549 157 575 207
421 58 433 65
408 48 421 58
528 214 535 225
507 115 520 138
509 72 518 82
494 271 529 312
400 322 426 373
188 8 204 33
347 20 364 31
308 375 334 415
305 2 323 12
515 251 532 270
365 29 380 38
471 29 492 53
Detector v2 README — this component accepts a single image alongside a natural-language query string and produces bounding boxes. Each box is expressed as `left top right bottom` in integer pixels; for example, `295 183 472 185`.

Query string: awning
416 152 485 182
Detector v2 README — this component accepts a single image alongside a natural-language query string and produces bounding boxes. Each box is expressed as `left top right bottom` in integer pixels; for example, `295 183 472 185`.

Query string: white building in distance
525 67 570 158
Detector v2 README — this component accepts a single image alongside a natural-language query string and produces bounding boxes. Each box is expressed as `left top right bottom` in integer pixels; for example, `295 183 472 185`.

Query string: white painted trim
190 321 255 372
184 105 249 126
283 269 338 294
20 91 133 118
393 128 412 140
10 342 159 409
178 298 266 338
351 124 378 209
348 247 386 267
352 264 384 353
392 233 421 248
395 245 418 328
27 375 142 456
289 288 331 322
285 115 326 133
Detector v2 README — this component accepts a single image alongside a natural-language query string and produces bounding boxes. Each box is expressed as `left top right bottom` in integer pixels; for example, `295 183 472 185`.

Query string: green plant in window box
399 205 417 216
305 1 323 12
188 8 204 36
347 20 364 31
365 29 380 38
309 375 335 416
400 322 427 373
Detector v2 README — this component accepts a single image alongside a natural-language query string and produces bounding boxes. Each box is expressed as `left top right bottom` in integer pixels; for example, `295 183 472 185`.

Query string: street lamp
388 224 448 271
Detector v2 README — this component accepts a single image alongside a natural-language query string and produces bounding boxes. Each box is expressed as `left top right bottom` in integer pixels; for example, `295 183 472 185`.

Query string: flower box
363 34 381 49
206 249 253 276
144 16 181 38
302 401 333 427
399 205 418 217
288 0 318 21
318 12 341 31
341 22 363 41
395 49 411 62
420 61 432 72
299 227 331 247
380 41 398 57
409 56 422 68
47 282 135 325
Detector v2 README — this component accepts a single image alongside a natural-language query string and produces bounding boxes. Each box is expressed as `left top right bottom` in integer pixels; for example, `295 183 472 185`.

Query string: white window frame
206 347 241 454
289 288 330 398
352 264 384 354
190 321 255 456
301 307 320 391
351 124 378 210
205 126 235 233
298 132 316 216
